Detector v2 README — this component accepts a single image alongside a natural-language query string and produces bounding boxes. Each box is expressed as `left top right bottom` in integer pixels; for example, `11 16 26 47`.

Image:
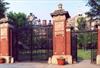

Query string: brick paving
0 60 100 68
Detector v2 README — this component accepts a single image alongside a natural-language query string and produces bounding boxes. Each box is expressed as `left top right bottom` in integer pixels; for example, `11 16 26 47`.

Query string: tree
85 0 99 49
7 12 27 28
77 16 86 30
86 0 100 20
77 15 93 50
0 0 9 19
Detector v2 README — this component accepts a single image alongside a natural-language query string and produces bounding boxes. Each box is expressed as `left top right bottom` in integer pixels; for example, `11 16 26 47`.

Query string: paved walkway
0 60 100 68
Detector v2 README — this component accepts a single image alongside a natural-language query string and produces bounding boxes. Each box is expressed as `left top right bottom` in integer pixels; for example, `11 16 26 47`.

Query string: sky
5 0 90 20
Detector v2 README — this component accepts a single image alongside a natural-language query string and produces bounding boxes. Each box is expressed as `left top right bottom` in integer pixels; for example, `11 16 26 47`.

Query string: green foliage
77 32 97 49
76 15 97 49
77 16 86 48
77 16 86 30
7 12 26 28
78 49 91 60
0 0 9 18
86 0 100 20
78 33 90 49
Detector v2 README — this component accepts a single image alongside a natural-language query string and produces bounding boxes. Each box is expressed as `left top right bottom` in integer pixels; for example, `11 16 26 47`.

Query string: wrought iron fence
71 29 97 63
13 24 53 62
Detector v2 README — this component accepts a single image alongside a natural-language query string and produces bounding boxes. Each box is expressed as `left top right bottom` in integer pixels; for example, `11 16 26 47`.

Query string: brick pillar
65 24 72 64
66 28 71 55
96 26 100 64
49 4 72 64
0 18 14 63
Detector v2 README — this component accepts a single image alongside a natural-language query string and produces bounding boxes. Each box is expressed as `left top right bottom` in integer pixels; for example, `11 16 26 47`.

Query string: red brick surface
65 31 71 55
0 38 9 56
98 29 100 55
0 25 11 56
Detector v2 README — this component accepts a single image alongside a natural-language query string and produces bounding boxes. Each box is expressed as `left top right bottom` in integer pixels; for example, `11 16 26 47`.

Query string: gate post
50 4 72 64
65 26 72 64
0 17 14 63
97 25 100 64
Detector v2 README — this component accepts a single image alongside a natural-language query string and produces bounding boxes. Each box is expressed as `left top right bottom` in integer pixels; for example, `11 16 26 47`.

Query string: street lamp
27 13 37 61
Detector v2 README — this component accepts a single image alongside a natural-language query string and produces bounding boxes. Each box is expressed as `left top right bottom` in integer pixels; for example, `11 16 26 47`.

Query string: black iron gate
71 30 97 63
13 24 53 62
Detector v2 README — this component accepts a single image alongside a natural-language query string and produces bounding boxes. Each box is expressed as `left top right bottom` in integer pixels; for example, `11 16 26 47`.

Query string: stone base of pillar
96 55 100 64
0 56 14 63
50 55 72 64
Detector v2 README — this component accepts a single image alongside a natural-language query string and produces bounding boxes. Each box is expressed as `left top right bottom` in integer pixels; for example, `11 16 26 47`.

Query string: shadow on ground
77 57 84 63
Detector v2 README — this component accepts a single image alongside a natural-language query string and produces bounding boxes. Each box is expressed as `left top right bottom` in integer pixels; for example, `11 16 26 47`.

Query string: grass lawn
77 49 91 60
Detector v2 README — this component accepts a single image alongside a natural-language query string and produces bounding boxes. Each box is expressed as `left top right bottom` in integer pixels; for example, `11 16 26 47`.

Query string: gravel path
0 60 100 68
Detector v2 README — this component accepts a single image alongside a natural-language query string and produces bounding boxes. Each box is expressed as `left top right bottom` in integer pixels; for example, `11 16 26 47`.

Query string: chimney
42 20 47 25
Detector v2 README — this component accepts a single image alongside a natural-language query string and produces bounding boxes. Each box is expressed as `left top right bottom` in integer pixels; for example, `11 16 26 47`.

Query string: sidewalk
0 60 100 68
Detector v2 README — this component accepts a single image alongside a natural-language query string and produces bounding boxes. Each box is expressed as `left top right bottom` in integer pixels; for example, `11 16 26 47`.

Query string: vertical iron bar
91 31 92 63
15 29 18 61
91 30 93 63
30 21 33 61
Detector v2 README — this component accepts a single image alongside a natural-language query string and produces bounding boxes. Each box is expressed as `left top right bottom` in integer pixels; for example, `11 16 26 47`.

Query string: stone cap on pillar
0 17 8 24
51 3 70 19
0 17 14 29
